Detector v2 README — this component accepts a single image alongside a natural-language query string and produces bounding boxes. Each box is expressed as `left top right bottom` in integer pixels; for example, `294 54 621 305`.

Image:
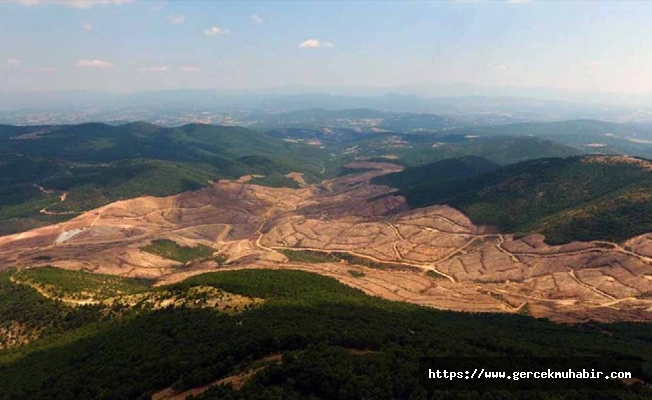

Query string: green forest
0 123 328 236
141 239 225 264
1 267 652 399
376 156 652 244
0 122 587 238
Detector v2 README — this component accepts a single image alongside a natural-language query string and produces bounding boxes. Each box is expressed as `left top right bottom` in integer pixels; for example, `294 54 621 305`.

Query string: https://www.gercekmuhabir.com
419 357 644 391
428 367 632 381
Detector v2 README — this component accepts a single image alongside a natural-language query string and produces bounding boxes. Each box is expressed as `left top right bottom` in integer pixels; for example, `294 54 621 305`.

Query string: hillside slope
268 125 582 167
372 156 500 204
377 155 652 243
4 162 652 323
0 122 326 235
1 268 652 399
443 119 652 159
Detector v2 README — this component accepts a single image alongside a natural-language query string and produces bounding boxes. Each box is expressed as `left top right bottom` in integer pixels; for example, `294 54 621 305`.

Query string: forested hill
2 268 652 399
0 122 326 236
374 155 652 244
441 119 652 160
0 122 321 164
372 156 500 197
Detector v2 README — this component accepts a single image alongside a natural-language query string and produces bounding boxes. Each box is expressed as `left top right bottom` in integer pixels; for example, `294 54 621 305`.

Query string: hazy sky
1 0 652 95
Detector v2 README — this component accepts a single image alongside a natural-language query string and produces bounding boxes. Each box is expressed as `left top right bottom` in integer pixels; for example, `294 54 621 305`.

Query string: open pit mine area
2 161 652 323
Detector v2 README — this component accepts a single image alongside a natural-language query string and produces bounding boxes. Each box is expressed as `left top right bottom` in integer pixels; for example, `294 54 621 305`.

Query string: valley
3 159 652 323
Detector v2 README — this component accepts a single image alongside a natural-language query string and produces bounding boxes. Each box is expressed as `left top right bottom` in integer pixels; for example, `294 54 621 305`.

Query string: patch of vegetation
383 156 652 243
12 267 152 300
333 252 421 272
0 267 261 365
250 172 300 189
141 239 222 264
1 269 652 399
426 270 447 280
280 249 421 272
348 269 365 278
0 271 104 352
212 253 228 264
0 122 331 235
280 249 339 263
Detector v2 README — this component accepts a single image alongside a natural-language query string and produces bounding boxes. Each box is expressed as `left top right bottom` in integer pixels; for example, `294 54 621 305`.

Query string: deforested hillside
0 122 327 236
377 155 652 243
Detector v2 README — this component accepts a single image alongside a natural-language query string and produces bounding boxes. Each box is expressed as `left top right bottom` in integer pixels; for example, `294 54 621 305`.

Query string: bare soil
3 163 652 323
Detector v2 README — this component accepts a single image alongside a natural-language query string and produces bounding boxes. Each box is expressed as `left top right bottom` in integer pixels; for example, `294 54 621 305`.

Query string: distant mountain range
442 119 652 160
2 90 651 126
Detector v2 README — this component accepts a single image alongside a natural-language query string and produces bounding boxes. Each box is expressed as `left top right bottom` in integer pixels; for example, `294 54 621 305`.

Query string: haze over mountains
3 89 652 127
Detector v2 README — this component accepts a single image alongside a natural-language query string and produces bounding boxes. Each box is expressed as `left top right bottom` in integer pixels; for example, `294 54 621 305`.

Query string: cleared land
2 160 652 322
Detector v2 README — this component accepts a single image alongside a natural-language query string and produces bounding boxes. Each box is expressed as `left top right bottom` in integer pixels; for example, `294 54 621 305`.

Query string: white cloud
180 66 200 73
493 64 510 70
583 61 600 68
83 21 93 31
7 0 134 8
76 59 113 68
299 39 320 48
204 26 230 37
169 14 185 24
141 66 168 73
507 0 533 3
7 58 21 66
251 13 263 24
298 38 333 49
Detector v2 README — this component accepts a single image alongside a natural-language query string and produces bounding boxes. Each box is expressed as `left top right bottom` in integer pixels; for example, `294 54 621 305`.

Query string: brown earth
581 155 652 171
2 162 652 323
152 348 376 400
285 172 309 187
151 354 284 400
9 273 262 313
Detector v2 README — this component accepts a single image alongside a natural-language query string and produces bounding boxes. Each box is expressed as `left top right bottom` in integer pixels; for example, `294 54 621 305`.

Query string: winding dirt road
3 163 652 323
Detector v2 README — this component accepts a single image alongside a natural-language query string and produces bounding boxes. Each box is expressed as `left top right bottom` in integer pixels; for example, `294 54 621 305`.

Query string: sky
1 0 652 96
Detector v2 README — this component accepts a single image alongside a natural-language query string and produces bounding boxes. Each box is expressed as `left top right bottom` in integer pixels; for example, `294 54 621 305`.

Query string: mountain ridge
375 155 652 243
